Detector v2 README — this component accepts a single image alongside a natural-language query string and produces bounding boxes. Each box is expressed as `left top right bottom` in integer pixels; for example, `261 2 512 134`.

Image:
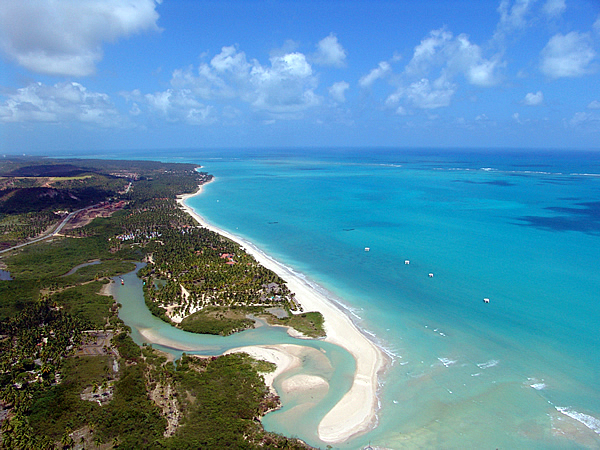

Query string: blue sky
1 0 599 153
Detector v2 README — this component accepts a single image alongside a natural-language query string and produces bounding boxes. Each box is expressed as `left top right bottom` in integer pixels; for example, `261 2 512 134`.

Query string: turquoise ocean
98 148 600 449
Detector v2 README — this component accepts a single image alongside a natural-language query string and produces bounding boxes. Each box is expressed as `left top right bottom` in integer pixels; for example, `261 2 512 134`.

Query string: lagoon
112 263 357 448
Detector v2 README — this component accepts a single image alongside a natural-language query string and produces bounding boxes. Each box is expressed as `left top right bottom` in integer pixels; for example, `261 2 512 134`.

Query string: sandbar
224 344 302 392
177 181 387 443
282 374 329 394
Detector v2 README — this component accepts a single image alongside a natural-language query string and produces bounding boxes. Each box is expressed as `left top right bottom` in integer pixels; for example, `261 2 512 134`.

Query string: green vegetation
0 279 40 319
49 281 115 328
0 157 321 448
162 353 309 449
0 300 90 447
272 311 326 338
28 355 113 441
179 306 255 335
0 211 59 247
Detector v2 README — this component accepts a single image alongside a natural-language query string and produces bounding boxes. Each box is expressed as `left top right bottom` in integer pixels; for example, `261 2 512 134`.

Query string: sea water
93 148 600 448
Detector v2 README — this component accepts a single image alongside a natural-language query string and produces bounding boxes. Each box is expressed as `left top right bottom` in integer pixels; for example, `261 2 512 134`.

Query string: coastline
176 181 387 444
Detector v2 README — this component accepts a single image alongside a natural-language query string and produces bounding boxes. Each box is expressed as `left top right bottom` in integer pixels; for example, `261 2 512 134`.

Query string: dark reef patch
517 201 600 234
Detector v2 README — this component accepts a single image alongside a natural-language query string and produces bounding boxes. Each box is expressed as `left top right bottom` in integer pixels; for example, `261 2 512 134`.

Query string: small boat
405 260 410 265
428 273 434 278
483 298 490 304
365 247 370 252
121 279 124 285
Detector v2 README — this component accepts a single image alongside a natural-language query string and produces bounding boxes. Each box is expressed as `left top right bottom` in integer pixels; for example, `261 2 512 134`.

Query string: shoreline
176 181 387 444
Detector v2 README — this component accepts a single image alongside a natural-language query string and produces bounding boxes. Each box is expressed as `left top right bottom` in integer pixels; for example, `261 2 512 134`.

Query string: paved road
0 204 100 255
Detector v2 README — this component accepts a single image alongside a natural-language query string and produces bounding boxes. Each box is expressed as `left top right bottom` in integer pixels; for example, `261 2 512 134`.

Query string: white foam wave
437 357 457 368
570 172 600 177
477 359 499 369
556 407 600 435
431 166 600 178
530 383 546 390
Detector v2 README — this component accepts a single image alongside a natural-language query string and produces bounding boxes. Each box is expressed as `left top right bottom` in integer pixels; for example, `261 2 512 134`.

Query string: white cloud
129 103 141 116
329 81 350 103
313 34 347 67
0 81 120 125
542 0 566 18
541 32 596 78
405 29 503 87
359 61 392 88
588 100 600 109
523 91 544 106
0 0 161 77
594 15 600 34
250 52 320 115
494 0 535 40
171 46 253 100
568 111 600 130
158 45 321 119
387 78 456 110
405 29 453 76
144 88 214 124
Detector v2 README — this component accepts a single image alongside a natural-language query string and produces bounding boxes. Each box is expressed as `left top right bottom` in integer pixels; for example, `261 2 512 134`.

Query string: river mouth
111 263 356 448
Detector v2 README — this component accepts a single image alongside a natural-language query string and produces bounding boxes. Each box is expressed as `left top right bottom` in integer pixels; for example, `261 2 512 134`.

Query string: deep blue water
82 148 600 448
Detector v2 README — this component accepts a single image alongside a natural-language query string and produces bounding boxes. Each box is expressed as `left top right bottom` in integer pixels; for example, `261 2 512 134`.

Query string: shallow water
0 269 12 281
61 260 101 276
88 147 600 448
112 264 355 448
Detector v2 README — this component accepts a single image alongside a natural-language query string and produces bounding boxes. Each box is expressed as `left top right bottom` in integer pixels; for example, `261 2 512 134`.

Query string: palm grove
0 158 319 449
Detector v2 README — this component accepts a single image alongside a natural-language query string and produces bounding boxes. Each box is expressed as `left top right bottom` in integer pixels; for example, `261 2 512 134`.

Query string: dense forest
0 157 319 449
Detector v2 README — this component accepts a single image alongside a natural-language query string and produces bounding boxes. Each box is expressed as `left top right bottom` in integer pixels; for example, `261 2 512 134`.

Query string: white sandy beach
176 182 387 444
224 344 302 393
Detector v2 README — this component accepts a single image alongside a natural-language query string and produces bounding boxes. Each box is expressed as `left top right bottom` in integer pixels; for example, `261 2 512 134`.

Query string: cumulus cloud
387 78 456 110
153 45 321 120
141 88 214 124
0 82 120 125
376 26 502 113
588 100 600 109
405 28 503 87
171 46 251 100
0 0 161 76
523 91 544 106
568 111 600 130
540 32 596 78
251 52 320 115
359 61 392 88
542 0 566 18
405 29 453 76
313 34 347 67
494 0 535 41
329 81 350 103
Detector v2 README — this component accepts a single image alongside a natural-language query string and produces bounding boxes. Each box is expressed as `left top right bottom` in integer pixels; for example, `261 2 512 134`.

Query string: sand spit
176 182 386 443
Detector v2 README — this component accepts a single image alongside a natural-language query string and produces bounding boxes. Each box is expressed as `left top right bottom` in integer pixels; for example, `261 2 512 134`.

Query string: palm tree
61 431 74 449
93 434 103 448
